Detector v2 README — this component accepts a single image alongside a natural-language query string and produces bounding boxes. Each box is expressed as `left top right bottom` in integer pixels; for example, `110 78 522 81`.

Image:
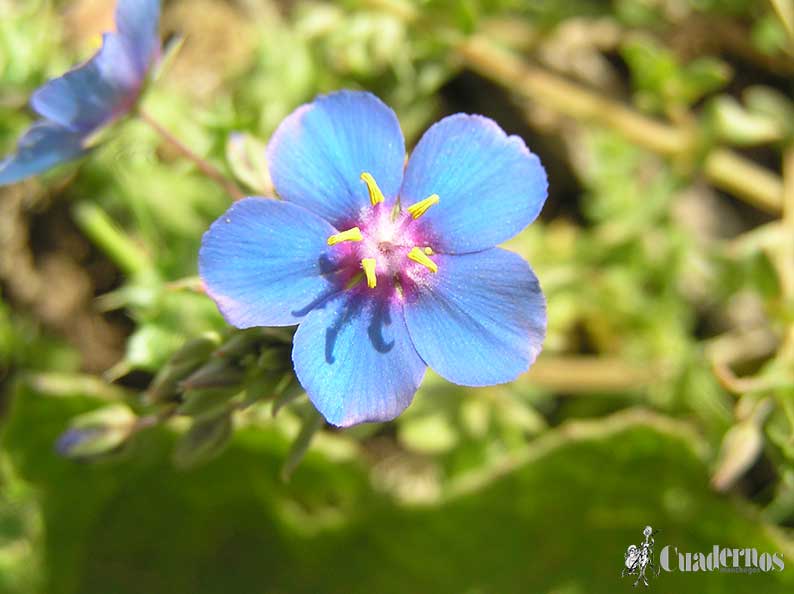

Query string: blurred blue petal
199 198 345 328
403 248 546 386
30 32 142 133
115 0 161 75
267 91 405 228
292 290 426 426
1 0 160 186
401 114 548 253
0 122 86 186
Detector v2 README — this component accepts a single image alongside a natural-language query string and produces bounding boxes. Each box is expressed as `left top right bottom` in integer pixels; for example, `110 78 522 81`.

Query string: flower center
325 171 439 295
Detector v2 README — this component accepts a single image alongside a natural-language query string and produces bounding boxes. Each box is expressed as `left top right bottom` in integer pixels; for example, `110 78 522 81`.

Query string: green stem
515 355 660 393
72 201 151 277
138 108 245 201
777 146 794 299
769 0 794 44
778 390 794 440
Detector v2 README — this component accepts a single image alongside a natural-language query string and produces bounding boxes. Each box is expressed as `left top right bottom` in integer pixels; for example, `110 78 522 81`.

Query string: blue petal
267 91 405 228
400 114 547 253
0 122 86 186
115 0 161 75
30 33 143 133
403 248 546 386
199 197 345 328
292 290 426 427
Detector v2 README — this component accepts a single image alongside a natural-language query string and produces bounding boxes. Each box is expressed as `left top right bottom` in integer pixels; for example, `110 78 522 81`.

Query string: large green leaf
3 383 792 594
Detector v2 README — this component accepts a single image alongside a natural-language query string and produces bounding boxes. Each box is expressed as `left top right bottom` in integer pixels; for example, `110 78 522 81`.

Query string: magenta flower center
326 172 440 298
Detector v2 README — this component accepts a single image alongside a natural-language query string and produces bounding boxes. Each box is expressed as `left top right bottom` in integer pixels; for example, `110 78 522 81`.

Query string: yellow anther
406 194 439 219
407 247 438 273
327 227 363 246
361 258 378 288
423 247 433 255
360 172 385 206
88 34 104 52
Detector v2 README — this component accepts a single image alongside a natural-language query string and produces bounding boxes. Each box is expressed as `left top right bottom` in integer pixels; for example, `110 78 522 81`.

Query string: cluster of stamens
326 172 440 292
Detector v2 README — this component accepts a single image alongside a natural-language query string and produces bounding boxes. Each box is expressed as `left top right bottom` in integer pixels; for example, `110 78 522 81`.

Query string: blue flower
0 0 161 186
200 91 548 427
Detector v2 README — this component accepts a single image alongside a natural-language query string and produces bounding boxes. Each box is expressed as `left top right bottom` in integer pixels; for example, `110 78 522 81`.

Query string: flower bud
56 405 137 459
172 413 233 469
177 387 240 419
180 359 244 391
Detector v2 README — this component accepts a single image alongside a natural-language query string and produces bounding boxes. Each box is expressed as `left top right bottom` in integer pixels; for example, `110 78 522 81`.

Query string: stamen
345 272 364 290
360 258 378 288
423 247 433 255
407 247 438 273
327 227 363 246
406 194 439 219
89 35 104 52
360 172 385 206
390 201 402 222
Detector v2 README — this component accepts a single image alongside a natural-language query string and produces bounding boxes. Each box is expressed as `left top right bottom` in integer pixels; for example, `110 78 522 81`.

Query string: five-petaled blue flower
200 91 548 427
0 0 161 186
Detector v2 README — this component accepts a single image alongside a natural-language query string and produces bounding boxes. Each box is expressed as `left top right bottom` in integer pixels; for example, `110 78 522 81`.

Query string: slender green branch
704 149 784 214
458 37 691 154
517 355 660 393
778 146 794 356
782 146 794 229
769 0 794 45
72 202 151 277
458 36 784 214
138 108 245 201
780 146 794 297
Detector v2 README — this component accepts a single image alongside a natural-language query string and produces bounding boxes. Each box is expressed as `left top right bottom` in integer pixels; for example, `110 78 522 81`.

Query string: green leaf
622 36 730 114
176 387 240 419
5 386 794 594
281 408 325 480
172 413 233 469
710 96 782 145
125 325 183 372
225 132 272 194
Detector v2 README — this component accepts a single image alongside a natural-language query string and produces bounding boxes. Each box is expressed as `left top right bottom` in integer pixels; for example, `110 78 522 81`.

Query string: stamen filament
407 247 438 273
360 172 385 205
345 272 364 290
406 194 439 219
327 227 363 246
361 258 378 288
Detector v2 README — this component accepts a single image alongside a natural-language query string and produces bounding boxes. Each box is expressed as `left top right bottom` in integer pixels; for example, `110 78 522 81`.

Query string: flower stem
138 108 245 201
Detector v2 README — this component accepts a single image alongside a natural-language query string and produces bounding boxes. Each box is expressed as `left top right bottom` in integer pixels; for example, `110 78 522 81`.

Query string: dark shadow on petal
367 298 395 354
291 286 339 318
320 289 397 364
290 254 347 318
317 253 338 274
324 296 362 364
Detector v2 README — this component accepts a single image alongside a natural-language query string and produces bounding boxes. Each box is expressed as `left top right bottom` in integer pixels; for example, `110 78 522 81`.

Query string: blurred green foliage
1 0 794 592
5 381 794 594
